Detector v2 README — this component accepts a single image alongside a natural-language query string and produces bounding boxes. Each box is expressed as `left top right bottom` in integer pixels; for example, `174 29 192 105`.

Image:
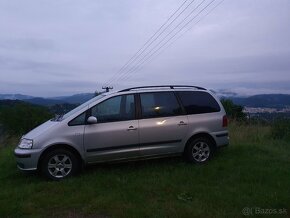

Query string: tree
0 100 52 135
221 99 246 121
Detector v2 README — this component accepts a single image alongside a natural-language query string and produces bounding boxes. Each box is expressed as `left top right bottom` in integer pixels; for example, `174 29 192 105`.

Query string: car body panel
84 120 139 163
139 115 188 155
24 120 59 139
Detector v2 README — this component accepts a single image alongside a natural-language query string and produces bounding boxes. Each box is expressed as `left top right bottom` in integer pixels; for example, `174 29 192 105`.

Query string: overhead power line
115 0 208 82
103 0 193 86
115 0 218 83
120 0 225 82
104 0 225 87
167 0 226 50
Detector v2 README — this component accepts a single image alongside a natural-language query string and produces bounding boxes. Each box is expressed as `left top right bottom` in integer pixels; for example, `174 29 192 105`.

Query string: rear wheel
41 149 80 180
184 137 215 163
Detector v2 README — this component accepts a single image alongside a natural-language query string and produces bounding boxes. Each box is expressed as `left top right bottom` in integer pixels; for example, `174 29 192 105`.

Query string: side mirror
87 116 98 124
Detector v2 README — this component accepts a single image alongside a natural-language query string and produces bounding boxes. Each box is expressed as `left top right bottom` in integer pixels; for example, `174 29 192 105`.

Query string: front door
84 94 139 163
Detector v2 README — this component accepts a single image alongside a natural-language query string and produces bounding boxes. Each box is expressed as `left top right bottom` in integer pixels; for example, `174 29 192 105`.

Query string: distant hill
1 92 290 108
23 98 67 106
0 93 95 106
229 94 290 108
0 94 34 100
52 93 95 104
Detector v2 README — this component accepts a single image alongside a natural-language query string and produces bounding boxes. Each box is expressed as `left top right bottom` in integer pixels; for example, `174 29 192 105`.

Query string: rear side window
177 91 220 115
140 92 182 118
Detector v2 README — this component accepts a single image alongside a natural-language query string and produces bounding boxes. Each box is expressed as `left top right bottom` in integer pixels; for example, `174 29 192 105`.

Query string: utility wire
115 0 216 84
121 0 225 83
110 0 206 86
104 0 194 86
167 0 225 50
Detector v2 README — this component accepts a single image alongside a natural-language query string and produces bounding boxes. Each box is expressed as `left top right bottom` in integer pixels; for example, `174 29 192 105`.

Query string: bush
220 99 246 121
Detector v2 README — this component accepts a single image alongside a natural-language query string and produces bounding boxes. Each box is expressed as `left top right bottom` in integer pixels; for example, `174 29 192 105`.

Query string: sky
0 0 289 97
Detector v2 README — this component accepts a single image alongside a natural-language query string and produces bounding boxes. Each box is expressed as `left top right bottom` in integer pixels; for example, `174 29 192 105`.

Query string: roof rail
119 85 206 92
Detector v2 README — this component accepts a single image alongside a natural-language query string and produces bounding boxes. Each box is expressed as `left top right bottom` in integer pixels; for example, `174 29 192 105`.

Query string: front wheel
41 149 80 180
184 137 215 163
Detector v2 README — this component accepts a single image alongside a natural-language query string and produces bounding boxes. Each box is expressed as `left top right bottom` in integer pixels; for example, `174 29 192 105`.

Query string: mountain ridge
1 93 290 108
229 94 290 108
0 93 95 106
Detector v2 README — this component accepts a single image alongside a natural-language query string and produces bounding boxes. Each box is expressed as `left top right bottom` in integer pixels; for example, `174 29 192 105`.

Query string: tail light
222 115 228 127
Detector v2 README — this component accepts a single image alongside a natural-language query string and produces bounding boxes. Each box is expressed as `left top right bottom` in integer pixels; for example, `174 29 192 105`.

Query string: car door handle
127 126 137 131
178 121 187 126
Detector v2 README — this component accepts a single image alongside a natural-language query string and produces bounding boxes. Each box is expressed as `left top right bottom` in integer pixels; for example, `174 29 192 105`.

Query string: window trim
173 91 187 115
135 94 142 119
138 91 184 120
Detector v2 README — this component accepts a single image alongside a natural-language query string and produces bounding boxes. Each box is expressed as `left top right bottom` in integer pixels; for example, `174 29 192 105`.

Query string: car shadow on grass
84 155 184 173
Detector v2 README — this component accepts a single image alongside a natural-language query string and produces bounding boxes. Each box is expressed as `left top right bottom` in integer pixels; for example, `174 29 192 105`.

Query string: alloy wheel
191 141 210 162
47 154 72 178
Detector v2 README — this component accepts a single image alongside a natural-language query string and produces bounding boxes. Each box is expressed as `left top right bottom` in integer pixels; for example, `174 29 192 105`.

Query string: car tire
184 137 215 164
41 148 80 180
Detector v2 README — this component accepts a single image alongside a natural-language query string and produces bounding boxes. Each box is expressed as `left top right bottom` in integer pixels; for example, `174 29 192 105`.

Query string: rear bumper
14 148 42 171
213 131 229 148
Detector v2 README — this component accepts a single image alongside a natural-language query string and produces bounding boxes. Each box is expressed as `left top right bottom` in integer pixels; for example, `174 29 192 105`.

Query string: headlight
18 138 33 149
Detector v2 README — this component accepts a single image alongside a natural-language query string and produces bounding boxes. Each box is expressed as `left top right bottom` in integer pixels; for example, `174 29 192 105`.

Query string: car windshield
53 94 106 121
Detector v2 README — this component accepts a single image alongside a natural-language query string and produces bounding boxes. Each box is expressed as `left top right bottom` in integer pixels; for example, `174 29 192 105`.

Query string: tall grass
229 121 271 145
270 119 290 140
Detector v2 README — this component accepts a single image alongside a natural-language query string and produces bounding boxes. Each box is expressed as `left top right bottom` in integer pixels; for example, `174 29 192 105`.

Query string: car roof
97 85 210 99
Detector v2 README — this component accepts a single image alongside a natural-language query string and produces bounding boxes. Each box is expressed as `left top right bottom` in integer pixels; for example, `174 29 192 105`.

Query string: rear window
177 91 220 114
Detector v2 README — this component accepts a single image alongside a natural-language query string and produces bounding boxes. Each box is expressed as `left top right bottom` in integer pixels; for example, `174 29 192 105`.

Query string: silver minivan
14 85 229 180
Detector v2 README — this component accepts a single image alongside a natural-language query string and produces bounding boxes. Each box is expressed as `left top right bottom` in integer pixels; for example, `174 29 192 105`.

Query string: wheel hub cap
192 142 210 162
48 154 72 178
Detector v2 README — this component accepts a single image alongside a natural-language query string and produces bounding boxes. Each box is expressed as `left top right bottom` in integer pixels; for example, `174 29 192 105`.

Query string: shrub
220 99 246 121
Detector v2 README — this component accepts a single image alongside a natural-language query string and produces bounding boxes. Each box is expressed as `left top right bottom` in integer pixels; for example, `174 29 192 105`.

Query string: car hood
24 120 60 139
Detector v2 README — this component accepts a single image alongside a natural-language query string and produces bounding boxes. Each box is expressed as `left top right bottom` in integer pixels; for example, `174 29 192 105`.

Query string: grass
0 123 289 217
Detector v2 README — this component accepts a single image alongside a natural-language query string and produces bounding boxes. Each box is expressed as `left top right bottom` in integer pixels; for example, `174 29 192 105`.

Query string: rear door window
177 91 220 114
140 92 182 118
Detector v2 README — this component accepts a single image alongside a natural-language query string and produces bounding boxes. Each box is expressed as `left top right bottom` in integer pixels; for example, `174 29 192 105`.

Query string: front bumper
14 148 42 171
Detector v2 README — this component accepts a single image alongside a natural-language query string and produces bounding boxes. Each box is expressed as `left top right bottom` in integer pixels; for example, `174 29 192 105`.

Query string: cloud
0 38 56 52
0 0 289 96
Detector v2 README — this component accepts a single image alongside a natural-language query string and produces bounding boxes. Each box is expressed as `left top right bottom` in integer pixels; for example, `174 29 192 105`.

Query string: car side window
177 91 220 114
68 112 86 126
91 94 135 123
140 92 182 119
